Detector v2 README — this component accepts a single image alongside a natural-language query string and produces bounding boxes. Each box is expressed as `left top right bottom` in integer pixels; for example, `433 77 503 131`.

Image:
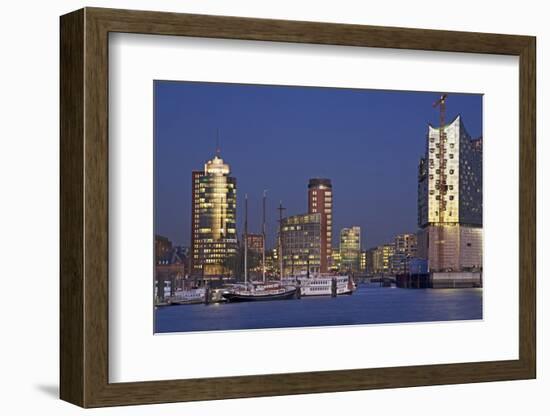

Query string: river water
155 284 482 333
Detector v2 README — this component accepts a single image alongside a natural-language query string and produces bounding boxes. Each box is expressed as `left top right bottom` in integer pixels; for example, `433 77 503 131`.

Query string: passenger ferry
282 274 356 296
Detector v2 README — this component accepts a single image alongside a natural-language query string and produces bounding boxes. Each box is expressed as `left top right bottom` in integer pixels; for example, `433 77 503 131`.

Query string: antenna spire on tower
216 128 221 157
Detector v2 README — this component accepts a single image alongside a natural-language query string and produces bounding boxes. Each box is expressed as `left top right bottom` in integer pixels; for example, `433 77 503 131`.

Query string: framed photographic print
60 7 536 408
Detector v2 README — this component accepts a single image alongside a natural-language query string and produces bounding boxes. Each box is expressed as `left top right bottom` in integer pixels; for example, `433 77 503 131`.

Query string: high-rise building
190 170 204 274
280 213 321 276
190 152 237 276
390 233 418 274
308 178 332 273
394 233 418 257
371 244 395 274
339 226 361 272
417 115 483 271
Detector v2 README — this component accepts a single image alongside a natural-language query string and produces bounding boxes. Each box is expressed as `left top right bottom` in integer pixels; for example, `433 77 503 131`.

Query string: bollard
204 284 210 305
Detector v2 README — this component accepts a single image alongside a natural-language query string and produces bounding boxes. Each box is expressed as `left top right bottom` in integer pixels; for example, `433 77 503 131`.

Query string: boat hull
223 288 296 302
299 289 354 297
169 298 204 305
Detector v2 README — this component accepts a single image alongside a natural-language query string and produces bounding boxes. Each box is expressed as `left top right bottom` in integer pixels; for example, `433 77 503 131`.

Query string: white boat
282 274 356 296
168 288 205 304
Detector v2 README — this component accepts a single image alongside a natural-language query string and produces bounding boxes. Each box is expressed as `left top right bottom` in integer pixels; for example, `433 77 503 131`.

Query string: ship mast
277 201 286 280
244 194 248 285
262 190 267 283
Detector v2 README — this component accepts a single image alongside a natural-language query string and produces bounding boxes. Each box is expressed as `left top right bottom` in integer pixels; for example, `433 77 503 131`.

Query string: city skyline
154 81 482 250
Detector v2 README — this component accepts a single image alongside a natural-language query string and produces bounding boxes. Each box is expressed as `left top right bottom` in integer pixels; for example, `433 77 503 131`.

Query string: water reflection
155 284 482 333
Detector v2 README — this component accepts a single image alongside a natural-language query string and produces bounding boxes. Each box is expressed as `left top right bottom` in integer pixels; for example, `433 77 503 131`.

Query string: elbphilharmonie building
417 115 483 272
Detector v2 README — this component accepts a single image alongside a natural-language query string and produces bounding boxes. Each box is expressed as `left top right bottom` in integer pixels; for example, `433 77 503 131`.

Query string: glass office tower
339 226 361 272
280 213 322 276
190 153 237 276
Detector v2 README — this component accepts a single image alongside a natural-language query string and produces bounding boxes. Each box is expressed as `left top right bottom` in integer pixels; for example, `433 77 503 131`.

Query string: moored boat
222 194 297 302
168 288 205 305
222 282 296 302
282 274 356 296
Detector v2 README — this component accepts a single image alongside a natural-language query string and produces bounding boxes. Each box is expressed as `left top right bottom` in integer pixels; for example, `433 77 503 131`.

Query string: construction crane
432 93 448 222
432 93 448 271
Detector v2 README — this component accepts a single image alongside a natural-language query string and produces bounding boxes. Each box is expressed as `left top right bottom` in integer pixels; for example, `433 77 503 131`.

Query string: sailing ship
222 193 296 302
222 282 296 302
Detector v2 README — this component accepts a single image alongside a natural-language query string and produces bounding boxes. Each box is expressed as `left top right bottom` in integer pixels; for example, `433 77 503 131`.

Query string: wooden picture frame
60 7 536 408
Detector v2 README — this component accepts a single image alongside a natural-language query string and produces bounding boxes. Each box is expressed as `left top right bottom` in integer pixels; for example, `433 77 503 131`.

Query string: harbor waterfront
154 85 484 333
155 284 482 333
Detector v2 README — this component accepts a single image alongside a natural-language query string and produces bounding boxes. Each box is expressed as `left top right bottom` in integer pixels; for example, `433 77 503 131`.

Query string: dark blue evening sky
154 81 482 250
